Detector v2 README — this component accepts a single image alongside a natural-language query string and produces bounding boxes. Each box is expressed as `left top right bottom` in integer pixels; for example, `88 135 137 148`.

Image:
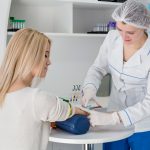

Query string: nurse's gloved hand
81 87 97 107
88 111 121 126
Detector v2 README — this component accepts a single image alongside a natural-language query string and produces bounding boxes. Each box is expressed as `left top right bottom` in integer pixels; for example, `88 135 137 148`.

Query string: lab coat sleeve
118 72 150 127
83 30 114 90
32 89 73 122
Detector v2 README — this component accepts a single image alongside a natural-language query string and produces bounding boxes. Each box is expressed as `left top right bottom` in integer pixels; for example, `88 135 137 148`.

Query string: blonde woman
0 28 88 150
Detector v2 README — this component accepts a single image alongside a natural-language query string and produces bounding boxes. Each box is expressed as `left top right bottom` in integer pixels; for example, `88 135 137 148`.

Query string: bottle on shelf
108 21 116 31
87 21 116 34
7 17 26 32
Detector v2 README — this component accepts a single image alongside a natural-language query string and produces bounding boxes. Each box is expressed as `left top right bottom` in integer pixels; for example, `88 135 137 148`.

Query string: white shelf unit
9 0 121 35
7 31 107 37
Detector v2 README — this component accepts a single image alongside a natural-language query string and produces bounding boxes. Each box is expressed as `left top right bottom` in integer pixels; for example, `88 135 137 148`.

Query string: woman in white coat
81 0 150 150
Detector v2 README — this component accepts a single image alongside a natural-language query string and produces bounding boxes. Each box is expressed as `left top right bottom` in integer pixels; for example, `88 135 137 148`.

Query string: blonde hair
0 28 51 104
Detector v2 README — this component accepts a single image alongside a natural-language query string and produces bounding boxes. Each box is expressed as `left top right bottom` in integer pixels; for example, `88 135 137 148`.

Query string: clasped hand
88 110 121 126
80 87 121 126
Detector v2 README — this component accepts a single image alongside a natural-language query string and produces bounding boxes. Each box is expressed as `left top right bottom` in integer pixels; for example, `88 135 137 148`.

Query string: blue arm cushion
56 114 90 135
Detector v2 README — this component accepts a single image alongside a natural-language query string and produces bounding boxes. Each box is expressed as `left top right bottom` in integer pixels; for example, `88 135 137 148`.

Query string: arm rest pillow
56 114 90 135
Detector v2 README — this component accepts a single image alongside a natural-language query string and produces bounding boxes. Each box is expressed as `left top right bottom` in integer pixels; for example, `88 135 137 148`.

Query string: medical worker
0 28 88 150
81 0 150 149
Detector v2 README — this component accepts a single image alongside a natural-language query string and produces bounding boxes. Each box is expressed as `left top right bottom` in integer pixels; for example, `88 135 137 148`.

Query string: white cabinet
9 0 121 35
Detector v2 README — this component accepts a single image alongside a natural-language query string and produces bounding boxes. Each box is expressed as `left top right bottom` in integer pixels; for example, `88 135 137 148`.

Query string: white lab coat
83 30 150 132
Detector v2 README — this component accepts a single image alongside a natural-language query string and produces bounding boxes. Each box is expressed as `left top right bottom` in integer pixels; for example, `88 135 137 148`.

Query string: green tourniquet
59 97 70 103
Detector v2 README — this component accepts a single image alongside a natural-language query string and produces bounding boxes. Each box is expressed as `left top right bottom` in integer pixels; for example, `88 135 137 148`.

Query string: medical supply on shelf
8 17 26 32
108 21 116 30
87 21 116 34
94 24 108 32
87 23 109 34
8 17 14 31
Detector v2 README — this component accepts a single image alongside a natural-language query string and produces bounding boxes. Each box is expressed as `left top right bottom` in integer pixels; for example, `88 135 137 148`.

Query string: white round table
49 124 134 150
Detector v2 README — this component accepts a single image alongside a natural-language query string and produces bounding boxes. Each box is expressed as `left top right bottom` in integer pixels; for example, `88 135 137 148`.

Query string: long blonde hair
0 28 51 104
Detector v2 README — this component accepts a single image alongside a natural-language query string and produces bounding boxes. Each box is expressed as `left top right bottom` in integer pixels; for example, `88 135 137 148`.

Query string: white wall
0 0 11 64
38 36 104 99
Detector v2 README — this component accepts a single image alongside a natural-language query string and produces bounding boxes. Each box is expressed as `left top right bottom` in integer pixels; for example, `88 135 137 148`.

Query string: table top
49 124 134 144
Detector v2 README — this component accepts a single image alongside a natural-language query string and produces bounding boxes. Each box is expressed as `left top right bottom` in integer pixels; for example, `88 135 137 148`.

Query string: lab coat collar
140 34 150 56
123 53 141 67
109 32 150 70
124 34 150 67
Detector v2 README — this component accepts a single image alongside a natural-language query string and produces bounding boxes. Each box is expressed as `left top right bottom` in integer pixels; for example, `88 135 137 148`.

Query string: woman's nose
121 32 128 40
47 58 51 65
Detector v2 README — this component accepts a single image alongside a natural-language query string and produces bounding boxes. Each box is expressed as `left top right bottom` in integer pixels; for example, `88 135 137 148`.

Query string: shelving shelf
7 31 107 38
72 1 122 9
12 0 122 7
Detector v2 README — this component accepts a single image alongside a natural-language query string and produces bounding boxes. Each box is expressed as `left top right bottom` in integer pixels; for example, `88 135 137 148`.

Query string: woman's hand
75 107 90 116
